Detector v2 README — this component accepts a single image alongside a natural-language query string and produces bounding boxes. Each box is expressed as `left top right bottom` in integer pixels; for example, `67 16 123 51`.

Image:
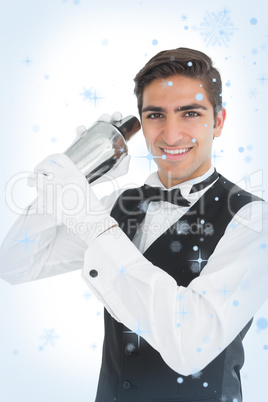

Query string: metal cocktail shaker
64 115 141 183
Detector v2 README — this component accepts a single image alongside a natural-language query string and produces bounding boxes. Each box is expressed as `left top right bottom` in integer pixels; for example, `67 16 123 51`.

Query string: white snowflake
125 343 136 354
81 87 95 101
204 224 214 236
219 396 228 402
190 262 201 273
176 220 190 235
160 79 170 88
180 14 188 22
248 89 258 98
193 9 238 47
170 240 182 253
39 328 59 349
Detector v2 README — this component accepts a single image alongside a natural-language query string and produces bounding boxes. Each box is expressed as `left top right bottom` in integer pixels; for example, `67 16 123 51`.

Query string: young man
0 48 267 402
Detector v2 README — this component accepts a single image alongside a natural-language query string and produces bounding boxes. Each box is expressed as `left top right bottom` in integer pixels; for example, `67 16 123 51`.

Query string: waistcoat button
122 381 131 389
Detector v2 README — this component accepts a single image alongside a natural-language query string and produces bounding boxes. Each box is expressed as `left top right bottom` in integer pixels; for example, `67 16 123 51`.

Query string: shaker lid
112 115 141 141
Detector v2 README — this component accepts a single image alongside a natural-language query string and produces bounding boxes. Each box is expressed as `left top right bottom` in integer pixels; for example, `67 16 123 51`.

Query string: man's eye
184 111 199 117
147 113 163 119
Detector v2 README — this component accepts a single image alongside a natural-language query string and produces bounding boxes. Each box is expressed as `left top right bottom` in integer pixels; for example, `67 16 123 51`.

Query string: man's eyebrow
142 104 208 113
142 106 168 113
176 103 208 112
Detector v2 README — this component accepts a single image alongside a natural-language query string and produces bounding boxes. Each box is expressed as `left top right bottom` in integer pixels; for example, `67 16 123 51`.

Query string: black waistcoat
94 174 262 402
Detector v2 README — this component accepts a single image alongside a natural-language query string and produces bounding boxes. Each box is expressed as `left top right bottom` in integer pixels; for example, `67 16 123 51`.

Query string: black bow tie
111 170 219 240
140 169 219 207
139 185 190 207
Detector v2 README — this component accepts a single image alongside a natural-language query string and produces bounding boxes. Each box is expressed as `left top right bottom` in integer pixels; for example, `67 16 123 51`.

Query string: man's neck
157 166 215 189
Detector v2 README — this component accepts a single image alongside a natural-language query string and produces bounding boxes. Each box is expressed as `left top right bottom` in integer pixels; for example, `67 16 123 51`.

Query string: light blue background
1 0 268 401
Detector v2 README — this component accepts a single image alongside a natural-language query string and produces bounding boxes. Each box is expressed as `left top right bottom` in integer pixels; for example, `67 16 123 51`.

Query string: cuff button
89 269 98 278
122 381 131 390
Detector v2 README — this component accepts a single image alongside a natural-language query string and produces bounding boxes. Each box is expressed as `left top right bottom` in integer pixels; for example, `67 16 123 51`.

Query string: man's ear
214 108 226 138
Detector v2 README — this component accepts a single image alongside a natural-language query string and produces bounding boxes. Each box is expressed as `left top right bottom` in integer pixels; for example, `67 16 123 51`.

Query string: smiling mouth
162 147 192 155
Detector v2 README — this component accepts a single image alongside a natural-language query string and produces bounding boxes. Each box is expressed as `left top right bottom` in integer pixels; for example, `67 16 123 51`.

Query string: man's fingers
97 111 123 123
111 111 122 122
97 114 111 123
76 125 87 138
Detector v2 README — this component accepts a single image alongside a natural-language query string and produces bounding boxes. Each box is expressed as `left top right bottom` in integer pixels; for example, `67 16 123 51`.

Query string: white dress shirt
0 167 267 376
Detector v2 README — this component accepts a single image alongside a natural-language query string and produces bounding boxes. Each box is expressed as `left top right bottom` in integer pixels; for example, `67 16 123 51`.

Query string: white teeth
163 148 190 154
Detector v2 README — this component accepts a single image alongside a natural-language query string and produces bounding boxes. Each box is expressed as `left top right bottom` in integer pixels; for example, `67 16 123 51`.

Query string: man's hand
27 153 117 243
75 111 131 185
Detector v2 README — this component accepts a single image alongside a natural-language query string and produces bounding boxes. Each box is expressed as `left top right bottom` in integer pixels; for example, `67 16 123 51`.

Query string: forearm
82 201 268 375
0 199 87 285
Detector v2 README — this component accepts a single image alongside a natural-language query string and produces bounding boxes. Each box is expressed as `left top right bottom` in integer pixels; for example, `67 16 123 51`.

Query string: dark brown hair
134 47 223 121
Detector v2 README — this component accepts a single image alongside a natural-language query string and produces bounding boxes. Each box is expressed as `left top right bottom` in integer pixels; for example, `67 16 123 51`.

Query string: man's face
141 75 226 188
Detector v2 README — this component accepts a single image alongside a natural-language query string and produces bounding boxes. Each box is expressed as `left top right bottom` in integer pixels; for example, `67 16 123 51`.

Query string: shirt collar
144 166 216 197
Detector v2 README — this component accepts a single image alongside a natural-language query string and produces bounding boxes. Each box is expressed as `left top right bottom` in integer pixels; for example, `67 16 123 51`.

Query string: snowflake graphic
39 328 59 350
204 224 214 236
219 396 228 402
170 240 182 253
190 262 200 273
160 79 173 88
193 9 238 47
176 220 190 235
248 89 258 98
125 343 136 355
180 14 188 22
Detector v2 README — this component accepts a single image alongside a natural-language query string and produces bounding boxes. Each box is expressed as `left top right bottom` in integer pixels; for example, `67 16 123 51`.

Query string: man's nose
161 117 184 145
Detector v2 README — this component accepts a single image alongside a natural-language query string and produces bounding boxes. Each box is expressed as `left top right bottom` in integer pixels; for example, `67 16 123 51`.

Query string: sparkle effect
257 74 268 85
81 87 104 106
194 9 238 47
117 266 128 276
23 57 33 66
134 142 165 172
124 320 150 348
219 285 231 297
189 249 208 272
176 304 191 323
15 232 36 252
210 149 223 164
